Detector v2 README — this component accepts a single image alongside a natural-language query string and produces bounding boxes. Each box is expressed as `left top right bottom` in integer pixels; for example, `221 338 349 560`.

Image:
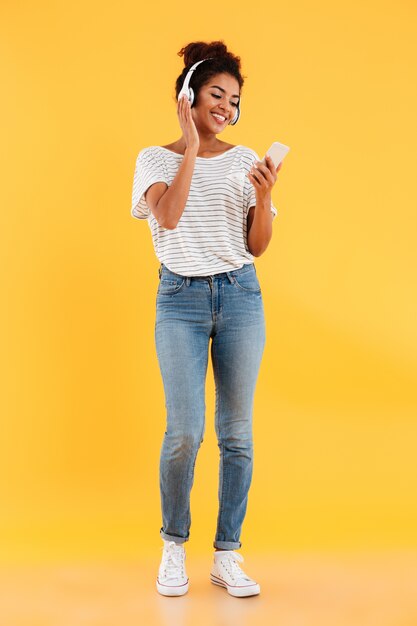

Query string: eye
211 94 238 107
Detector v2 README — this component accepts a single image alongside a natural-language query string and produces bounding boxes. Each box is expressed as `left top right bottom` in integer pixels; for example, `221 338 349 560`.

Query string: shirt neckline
157 145 241 160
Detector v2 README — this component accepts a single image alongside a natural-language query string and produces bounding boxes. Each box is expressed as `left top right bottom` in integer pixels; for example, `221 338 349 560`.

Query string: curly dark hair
174 40 246 107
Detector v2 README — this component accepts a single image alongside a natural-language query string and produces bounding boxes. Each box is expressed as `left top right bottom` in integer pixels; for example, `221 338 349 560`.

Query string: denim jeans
154 261 266 550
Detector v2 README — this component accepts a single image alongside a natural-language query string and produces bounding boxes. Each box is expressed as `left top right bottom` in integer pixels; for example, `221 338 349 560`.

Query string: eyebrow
209 85 240 99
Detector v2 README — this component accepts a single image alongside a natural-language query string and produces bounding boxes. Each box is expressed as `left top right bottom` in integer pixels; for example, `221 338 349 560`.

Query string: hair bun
177 40 240 69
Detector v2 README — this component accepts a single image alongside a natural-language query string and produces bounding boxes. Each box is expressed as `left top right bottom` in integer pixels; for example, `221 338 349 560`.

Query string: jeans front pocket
232 268 261 293
157 276 186 296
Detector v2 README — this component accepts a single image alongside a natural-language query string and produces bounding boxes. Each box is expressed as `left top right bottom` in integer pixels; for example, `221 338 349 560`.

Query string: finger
252 160 265 174
248 171 260 185
252 164 271 189
265 155 277 173
182 98 188 120
263 162 276 183
265 155 283 175
254 160 271 176
252 162 274 184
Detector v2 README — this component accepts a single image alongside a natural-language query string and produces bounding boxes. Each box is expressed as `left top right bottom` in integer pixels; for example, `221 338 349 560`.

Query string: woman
131 40 283 597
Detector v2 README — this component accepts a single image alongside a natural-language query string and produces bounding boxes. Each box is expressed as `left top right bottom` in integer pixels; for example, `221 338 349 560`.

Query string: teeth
212 113 226 121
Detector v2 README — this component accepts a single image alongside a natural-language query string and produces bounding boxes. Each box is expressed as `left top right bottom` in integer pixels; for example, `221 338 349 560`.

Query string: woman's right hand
177 94 200 152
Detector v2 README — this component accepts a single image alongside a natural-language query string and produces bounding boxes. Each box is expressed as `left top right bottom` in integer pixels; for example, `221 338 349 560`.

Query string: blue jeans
154 262 266 550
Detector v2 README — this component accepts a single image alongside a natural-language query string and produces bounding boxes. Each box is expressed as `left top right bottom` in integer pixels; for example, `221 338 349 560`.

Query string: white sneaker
210 550 260 597
156 539 189 596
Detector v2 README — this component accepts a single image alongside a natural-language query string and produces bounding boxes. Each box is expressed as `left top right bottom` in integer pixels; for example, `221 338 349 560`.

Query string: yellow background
1 0 416 564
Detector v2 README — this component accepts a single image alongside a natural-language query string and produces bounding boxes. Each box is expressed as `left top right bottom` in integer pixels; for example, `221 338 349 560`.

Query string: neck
177 132 223 154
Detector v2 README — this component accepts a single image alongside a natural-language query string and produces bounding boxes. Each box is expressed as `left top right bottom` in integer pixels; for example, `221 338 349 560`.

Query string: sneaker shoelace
160 541 185 581
217 551 252 582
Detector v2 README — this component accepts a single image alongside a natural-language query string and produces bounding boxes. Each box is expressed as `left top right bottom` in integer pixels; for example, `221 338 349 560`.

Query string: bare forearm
247 195 273 257
157 148 198 229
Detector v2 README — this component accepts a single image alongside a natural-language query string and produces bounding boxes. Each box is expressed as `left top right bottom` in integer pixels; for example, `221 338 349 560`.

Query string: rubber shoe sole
210 573 260 597
156 576 189 596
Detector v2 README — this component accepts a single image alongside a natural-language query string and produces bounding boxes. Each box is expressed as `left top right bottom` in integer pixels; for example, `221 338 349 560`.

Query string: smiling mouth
211 112 227 124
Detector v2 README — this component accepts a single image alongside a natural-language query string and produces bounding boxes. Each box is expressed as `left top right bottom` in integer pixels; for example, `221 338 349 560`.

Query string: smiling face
192 72 240 131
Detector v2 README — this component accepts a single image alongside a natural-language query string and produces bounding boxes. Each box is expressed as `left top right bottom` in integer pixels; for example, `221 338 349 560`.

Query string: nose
219 103 231 118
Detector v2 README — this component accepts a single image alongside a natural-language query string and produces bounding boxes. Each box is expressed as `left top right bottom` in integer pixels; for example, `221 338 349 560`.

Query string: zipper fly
208 276 221 321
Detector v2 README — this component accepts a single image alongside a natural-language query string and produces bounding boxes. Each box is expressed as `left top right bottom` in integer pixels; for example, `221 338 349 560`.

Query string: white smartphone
261 141 290 168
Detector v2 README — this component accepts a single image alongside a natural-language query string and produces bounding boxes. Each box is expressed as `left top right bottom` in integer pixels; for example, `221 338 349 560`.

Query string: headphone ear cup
188 87 194 106
230 107 240 125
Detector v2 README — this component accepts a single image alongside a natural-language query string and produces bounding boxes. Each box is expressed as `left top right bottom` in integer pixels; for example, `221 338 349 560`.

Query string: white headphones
177 57 241 126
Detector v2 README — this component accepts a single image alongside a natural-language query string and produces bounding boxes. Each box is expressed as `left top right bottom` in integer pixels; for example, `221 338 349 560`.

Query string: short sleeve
244 150 278 220
131 147 169 220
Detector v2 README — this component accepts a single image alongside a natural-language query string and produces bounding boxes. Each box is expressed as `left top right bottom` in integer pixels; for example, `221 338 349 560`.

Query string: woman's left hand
247 155 283 202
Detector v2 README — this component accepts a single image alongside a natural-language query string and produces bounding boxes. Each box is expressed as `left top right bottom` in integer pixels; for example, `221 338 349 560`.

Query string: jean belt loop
186 276 191 287
158 263 162 279
226 271 235 284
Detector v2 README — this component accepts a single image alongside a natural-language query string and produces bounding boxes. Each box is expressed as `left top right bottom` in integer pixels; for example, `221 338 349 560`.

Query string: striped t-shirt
131 144 278 276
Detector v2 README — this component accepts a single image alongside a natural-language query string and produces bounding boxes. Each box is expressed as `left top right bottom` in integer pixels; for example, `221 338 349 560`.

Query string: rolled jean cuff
160 528 189 544
213 540 242 550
